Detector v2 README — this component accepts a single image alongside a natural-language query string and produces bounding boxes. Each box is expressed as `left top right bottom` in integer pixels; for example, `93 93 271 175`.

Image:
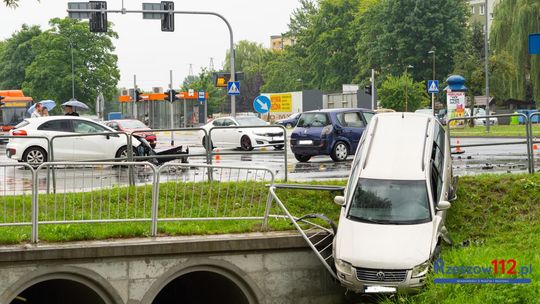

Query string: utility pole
169 70 174 146
484 0 490 132
428 49 436 116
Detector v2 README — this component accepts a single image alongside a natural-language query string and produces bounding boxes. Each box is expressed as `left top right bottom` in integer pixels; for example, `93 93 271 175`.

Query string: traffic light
135 89 144 102
164 89 177 102
364 84 372 95
213 72 245 87
161 1 175 32
89 1 108 33
0 96 4 106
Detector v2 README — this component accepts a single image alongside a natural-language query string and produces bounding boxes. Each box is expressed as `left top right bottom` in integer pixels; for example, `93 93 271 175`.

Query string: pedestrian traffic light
164 89 177 102
364 84 372 95
135 89 144 102
89 1 108 33
161 1 175 32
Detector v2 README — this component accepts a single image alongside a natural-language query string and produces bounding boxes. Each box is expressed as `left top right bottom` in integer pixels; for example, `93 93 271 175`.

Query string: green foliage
181 69 226 115
357 0 470 84
491 0 540 103
378 73 429 111
20 18 119 113
0 24 42 90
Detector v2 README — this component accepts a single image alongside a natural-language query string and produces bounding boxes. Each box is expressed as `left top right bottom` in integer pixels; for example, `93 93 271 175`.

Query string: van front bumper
337 268 426 294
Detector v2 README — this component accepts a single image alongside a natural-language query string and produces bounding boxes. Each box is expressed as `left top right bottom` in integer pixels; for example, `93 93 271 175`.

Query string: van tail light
12 130 27 136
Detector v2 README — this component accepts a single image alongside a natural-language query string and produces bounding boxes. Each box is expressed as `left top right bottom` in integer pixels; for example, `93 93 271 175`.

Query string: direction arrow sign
428 80 439 93
227 81 240 96
253 95 271 114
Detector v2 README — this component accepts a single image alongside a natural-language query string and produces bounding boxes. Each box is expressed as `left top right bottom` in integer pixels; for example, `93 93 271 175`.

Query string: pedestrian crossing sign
428 80 439 93
227 81 240 96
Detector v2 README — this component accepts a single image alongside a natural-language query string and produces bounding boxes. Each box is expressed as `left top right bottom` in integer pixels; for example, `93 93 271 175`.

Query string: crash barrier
0 162 274 243
529 112 540 173
447 113 535 173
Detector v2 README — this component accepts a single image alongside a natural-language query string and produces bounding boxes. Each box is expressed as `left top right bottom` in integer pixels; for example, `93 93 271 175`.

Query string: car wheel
240 136 254 151
330 141 348 162
202 136 214 150
274 145 284 150
294 154 311 162
286 123 293 129
22 147 47 167
116 146 135 159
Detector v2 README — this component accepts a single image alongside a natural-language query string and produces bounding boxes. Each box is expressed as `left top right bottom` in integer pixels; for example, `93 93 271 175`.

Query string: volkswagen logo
376 271 386 281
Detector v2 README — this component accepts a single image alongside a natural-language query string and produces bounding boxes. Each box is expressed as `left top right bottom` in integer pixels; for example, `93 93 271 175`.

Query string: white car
201 116 285 151
465 108 498 126
6 116 140 165
333 113 455 294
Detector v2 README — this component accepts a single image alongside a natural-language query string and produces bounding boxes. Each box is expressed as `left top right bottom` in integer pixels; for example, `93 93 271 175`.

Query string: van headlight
411 260 430 278
336 259 354 276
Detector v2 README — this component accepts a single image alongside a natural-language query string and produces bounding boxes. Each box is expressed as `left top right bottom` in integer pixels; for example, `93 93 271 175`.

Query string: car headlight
336 259 354 276
411 260 430 278
253 132 267 137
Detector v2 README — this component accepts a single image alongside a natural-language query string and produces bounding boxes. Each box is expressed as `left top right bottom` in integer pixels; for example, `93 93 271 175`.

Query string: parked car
200 116 285 151
333 112 456 294
290 108 374 162
104 119 157 148
6 116 143 165
275 113 301 128
465 108 498 126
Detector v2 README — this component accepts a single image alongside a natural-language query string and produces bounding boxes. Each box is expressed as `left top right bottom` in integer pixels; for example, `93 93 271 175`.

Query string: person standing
41 107 50 117
31 103 43 118
64 105 79 116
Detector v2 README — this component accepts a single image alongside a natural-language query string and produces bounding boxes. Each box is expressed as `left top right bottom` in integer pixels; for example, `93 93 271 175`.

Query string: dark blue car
290 108 374 162
275 113 301 128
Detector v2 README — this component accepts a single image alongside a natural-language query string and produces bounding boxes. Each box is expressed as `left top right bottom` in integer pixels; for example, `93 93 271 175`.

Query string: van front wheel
330 142 348 162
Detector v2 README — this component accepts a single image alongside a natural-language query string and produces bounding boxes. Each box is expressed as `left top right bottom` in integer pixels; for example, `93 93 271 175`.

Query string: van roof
359 112 433 180
304 108 373 114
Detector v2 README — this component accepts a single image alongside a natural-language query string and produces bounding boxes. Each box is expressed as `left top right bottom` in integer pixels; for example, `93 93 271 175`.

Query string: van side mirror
436 200 451 211
334 196 345 207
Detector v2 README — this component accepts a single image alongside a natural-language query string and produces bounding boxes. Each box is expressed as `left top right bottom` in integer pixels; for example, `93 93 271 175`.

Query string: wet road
1 135 538 193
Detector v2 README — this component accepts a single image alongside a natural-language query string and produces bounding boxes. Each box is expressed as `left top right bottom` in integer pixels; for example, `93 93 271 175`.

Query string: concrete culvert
10 279 106 304
153 271 249 304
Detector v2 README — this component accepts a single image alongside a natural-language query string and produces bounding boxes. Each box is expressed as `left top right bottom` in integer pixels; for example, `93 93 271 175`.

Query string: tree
378 73 429 112
491 0 540 103
181 69 226 115
357 0 470 84
0 25 42 89
22 18 120 113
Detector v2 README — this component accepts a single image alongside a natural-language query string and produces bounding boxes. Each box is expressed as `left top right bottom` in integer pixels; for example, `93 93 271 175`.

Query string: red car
104 119 157 148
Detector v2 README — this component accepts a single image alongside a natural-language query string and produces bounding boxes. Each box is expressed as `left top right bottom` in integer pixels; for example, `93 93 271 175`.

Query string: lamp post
428 49 436 116
404 65 414 112
70 42 75 100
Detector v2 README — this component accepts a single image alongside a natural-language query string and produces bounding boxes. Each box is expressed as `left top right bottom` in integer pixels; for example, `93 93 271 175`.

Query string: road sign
198 91 206 102
227 81 240 96
428 80 439 93
529 34 540 54
253 95 271 114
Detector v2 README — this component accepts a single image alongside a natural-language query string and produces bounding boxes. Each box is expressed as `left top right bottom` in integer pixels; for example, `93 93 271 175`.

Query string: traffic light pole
66 6 237 116
133 74 137 119
169 70 174 146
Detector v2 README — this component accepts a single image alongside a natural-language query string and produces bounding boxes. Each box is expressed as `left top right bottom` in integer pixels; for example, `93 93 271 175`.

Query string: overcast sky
0 0 299 90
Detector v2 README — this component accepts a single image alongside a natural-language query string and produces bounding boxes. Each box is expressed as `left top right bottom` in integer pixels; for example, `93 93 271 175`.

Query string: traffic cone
453 139 464 154
215 148 221 161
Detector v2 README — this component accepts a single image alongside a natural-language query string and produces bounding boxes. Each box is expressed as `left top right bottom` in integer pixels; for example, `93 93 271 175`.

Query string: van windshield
348 178 431 224
297 113 329 127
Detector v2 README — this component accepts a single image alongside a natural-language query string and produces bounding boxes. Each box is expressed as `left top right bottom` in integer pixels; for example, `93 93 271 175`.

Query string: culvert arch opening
10 279 107 304
152 270 251 304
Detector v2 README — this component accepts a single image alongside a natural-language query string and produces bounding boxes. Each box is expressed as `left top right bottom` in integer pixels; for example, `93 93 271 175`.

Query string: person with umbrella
62 99 89 116
64 105 79 116
31 103 43 118
27 100 56 117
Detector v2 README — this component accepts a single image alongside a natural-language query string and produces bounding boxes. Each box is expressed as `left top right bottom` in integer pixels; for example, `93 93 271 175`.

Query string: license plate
364 286 397 293
298 140 312 145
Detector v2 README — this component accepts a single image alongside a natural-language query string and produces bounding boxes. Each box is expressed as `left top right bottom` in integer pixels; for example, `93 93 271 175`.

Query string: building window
480 4 485 15
471 6 475 14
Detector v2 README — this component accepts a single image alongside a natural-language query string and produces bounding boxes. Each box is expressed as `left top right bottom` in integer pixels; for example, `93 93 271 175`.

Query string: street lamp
428 49 436 116
69 41 75 100
404 65 414 112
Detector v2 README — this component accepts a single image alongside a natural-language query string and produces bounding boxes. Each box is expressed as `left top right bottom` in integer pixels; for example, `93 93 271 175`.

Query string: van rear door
336 111 367 151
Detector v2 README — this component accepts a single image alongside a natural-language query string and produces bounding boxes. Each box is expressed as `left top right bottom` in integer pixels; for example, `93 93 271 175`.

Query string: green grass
449 124 540 137
1 175 539 302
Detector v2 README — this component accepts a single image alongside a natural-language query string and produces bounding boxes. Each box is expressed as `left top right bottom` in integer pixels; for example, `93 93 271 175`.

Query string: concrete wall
0 232 345 304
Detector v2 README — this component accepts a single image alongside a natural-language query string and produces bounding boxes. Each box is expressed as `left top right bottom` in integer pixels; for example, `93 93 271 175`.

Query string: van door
336 111 367 152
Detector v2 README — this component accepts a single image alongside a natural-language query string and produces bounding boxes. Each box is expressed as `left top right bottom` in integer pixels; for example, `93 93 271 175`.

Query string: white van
333 112 455 294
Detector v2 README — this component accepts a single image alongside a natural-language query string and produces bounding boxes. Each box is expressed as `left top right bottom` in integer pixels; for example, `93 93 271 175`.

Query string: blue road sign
198 91 206 102
253 95 271 114
227 81 241 96
529 34 540 54
428 80 439 93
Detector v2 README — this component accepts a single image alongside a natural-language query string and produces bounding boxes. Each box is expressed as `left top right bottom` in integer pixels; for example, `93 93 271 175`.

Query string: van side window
337 112 365 128
431 137 444 203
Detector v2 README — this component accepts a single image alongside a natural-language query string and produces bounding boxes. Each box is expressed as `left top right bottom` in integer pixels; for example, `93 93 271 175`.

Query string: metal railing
0 162 275 243
528 112 540 173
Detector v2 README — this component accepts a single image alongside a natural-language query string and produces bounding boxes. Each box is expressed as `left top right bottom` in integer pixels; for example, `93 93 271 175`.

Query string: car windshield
1 107 29 126
297 113 329 127
347 178 431 224
118 120 148 129
235 116 268 126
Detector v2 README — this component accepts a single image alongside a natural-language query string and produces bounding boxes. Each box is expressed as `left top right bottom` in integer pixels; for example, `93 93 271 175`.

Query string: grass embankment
449 124 540 137
1 175 539 302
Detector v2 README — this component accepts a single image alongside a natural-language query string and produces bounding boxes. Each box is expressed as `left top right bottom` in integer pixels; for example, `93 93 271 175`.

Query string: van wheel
23 147 47 167
330 141 348 162
294 154 311 162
